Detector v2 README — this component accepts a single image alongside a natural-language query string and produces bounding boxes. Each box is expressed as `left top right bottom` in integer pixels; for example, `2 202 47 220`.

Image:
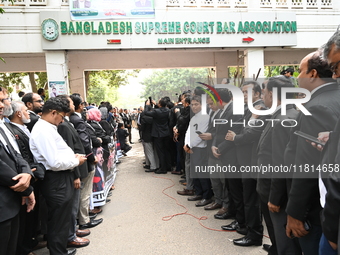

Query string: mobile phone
304 220 311 231
148 97 152 104
294 130 326 146
196 131 202 135
85 152 93 158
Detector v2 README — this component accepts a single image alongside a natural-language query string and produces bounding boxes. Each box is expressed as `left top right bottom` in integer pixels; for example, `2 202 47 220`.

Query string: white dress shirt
184 111 209 148
30 119 79 171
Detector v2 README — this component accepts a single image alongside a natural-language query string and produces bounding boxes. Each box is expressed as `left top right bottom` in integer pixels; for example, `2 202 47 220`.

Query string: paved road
36 129 271 255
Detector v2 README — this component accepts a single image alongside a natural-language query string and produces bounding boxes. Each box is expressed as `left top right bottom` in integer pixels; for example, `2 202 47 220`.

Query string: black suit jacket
25 111 40 132
117 128 129 150
145 106 170 138
212 102 242 166
140 111 153 143
234 100 269 169
69 113 96 166
85 122 102 148
285 82 340 225
320 99 340 243
0 135 33 223
256 105 298 204
88 120 111 160
176 106 190 140
100 120 114 137
88 121 111 145
5 122 45 180
205 110 220 159
58 118 88 179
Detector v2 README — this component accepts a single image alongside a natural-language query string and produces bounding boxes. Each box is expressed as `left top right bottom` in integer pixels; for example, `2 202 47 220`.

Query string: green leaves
141 68 210 101
86 70 139 104
0 72 26 90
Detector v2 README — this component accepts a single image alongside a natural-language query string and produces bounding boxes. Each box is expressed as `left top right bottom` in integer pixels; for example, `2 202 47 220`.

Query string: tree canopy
86 70 139 105
141 68 211 102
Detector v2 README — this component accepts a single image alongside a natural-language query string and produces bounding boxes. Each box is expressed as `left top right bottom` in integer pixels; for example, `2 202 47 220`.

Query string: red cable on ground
152 174 270 238
152 175 234 232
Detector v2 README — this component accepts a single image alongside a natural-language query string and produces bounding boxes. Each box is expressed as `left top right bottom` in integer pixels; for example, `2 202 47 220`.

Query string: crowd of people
0 90 135 255
3 30 340 255
136 31 340 255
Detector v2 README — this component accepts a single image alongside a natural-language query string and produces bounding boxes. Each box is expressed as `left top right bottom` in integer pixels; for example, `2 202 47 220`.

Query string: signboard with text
41 11 297 50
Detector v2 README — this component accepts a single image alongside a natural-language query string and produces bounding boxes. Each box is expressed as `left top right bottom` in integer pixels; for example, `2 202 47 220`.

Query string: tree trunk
84 71 90 98
28 72 37 93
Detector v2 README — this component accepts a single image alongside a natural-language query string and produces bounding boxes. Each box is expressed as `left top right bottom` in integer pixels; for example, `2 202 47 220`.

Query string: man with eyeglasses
22 92 44 132
30 97 87 255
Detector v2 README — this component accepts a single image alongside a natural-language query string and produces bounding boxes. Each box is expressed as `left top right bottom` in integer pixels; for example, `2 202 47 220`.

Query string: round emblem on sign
41 19 59 41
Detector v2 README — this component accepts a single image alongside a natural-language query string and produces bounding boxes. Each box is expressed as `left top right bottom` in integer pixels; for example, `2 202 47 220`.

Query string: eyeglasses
1 98 10 103
330 60 340 75
56 111 65 118
49 109 65 118
33 100 44 103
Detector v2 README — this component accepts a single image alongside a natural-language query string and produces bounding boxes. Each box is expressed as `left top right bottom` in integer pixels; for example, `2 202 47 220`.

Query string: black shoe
122 151 127 156
263 244 271 252
145 169 156 173
155 169 167 174
221 220 239 231
143 161 146 164
214 212 236 220
67 248 77 255
130 142 134 144
181 175 186 179
188 195 203 201
79 218 103 230
179 179 186 183
143 165 150 169
89 213 97 220
233 236 262 247
116 161 121 164
106 199 111 203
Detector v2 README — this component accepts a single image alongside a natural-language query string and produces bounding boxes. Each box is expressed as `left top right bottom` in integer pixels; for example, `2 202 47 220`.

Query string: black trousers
261 200 278 255
269 203 302 255
154 136 171 172
178 135 185 173
242 178 263 239
127 127 132 143
41 171 74 255
16 181 42 255
228 178 245 225
191 147 212 199
0 212 20 255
